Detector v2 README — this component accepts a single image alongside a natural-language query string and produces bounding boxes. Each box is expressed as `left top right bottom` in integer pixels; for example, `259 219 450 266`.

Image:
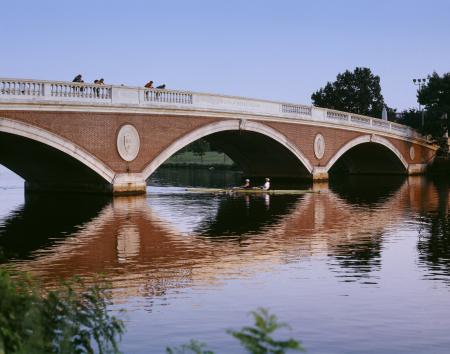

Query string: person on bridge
93 79 104 97
144 80 154 88
72 74 84 83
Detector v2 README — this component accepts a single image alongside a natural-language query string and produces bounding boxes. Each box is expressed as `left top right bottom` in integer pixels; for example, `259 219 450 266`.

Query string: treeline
180 139 218 158
311 68 450 141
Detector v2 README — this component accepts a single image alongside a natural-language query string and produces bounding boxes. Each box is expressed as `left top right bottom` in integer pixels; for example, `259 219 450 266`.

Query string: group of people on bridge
72 75 166 90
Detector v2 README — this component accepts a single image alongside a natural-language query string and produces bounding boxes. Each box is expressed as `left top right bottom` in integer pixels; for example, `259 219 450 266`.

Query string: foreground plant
0 269 124 354
166 308 304 354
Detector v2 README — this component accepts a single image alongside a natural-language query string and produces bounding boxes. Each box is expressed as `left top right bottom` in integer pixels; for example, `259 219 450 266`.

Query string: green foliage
396 109 422 131
0 269 124 354
228 308 304 354
167 308 304 354
166 340 214 354
418 72 450 138
311 67 386 117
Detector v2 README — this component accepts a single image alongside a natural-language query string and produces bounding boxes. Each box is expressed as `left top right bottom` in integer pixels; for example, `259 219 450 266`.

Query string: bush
0 269 124 354
167 308 304 354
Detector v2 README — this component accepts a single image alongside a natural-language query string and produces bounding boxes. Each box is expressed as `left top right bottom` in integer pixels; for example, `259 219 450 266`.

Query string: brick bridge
0 78 438 195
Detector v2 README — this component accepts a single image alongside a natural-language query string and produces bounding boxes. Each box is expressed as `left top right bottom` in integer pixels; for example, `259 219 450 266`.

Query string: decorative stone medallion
410 146 415 160
117 124 140 162
314 133 325 159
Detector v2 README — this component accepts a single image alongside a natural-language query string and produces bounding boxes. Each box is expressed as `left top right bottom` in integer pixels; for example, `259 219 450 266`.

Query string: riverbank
164 151 237 169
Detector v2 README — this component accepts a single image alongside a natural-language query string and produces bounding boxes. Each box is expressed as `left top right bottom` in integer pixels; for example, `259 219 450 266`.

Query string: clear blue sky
2 0 449 110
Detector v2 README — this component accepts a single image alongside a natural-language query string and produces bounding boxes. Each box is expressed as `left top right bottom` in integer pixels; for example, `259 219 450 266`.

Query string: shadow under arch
0 118 115 192
141 120 313 180
326 135 408 175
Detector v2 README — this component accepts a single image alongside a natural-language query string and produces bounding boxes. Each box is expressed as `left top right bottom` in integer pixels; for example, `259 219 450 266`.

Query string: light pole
412 78 427 128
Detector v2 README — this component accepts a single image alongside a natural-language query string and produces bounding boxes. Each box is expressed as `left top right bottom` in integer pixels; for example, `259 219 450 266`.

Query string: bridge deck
0 77 426 143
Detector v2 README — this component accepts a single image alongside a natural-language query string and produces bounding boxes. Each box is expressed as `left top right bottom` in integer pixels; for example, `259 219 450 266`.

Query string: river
0 166 449 353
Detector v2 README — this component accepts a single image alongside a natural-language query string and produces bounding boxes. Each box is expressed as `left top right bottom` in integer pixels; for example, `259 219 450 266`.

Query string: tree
418 72 450 138
191 139 210 163
395 109 422 131
311 67 386 117
0 270 124 354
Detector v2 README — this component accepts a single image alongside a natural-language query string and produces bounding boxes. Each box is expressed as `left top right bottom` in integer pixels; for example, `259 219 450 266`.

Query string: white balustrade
281 103 312 116
350 114 371 125
0 79 44 96
372 119 391 129
0 77 427 143
326 110 349 121
391 122 408 133
144 89 192 104
49 82 111 100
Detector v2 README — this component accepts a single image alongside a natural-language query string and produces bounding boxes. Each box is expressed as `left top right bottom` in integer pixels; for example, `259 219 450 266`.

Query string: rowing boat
184 188 315 195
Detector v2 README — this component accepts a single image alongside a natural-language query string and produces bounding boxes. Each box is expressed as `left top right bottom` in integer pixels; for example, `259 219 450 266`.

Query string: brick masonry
0 109 436 177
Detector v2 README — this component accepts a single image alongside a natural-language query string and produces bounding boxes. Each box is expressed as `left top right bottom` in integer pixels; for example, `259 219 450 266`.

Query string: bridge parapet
1 77 425 142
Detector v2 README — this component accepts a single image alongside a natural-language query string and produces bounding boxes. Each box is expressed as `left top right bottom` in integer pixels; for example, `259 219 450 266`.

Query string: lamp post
412 78 427 128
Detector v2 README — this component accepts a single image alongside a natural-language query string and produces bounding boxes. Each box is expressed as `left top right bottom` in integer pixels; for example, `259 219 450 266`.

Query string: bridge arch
0 117 115 185
141 119 313 180
325 134 408 174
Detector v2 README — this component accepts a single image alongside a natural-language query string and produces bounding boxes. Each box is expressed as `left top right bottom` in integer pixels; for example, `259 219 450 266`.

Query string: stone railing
0 77 425 142
49 82 111 100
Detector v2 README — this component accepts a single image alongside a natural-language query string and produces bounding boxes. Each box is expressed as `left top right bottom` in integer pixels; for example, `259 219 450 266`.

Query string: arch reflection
0 176 447 299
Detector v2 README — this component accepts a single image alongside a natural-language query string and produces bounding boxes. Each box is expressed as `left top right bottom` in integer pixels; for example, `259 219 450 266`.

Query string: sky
2 0 450 111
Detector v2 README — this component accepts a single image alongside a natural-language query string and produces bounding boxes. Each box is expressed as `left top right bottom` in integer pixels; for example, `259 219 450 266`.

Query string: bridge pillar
312 167 328 181
112 173 147 195
407 163 427 175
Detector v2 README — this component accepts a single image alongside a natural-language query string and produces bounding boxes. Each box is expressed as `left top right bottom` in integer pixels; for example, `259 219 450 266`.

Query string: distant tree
418 72 450 138
311 67 386 117
191 139 210 163
395 109 422 131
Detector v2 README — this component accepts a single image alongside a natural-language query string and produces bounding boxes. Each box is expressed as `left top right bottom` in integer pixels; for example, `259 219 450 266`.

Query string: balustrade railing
350 114 371 125
144 89 192 104
0 80 44 96
281 103 312 116
0 77 427 142
326 110 349 121
50 82 111 99
372 119 391 129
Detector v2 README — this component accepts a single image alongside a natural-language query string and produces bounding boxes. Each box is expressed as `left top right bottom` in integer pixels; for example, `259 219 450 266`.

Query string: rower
240 179 251 189
261 178 270 190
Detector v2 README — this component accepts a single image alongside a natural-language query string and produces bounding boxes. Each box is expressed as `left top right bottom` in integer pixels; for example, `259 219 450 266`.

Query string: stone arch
141 119 313 180
325 134 408 173
0 117 115 183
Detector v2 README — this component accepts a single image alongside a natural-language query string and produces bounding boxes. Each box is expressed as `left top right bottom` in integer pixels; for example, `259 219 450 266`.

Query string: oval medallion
314 133 325 160
410 146 415 160
117 124 140 162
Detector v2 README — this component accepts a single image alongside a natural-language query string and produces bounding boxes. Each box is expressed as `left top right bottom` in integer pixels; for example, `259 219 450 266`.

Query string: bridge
0 78 438 195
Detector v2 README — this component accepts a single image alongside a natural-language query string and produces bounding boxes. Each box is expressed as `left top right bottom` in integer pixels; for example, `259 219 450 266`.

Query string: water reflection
417 178 450 282
0 176 446 294
195 193 301 237
329 175 406 205
2 173 450 353
0 194 109 260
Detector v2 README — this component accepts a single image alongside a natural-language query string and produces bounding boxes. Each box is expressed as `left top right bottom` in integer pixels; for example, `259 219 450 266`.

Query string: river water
1 166 449 353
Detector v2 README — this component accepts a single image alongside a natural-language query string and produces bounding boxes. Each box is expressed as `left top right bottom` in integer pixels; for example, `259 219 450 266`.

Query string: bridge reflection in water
1 176 448 299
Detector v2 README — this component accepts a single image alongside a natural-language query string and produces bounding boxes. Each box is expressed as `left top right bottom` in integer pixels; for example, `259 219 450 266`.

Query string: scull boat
184 188 316 195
